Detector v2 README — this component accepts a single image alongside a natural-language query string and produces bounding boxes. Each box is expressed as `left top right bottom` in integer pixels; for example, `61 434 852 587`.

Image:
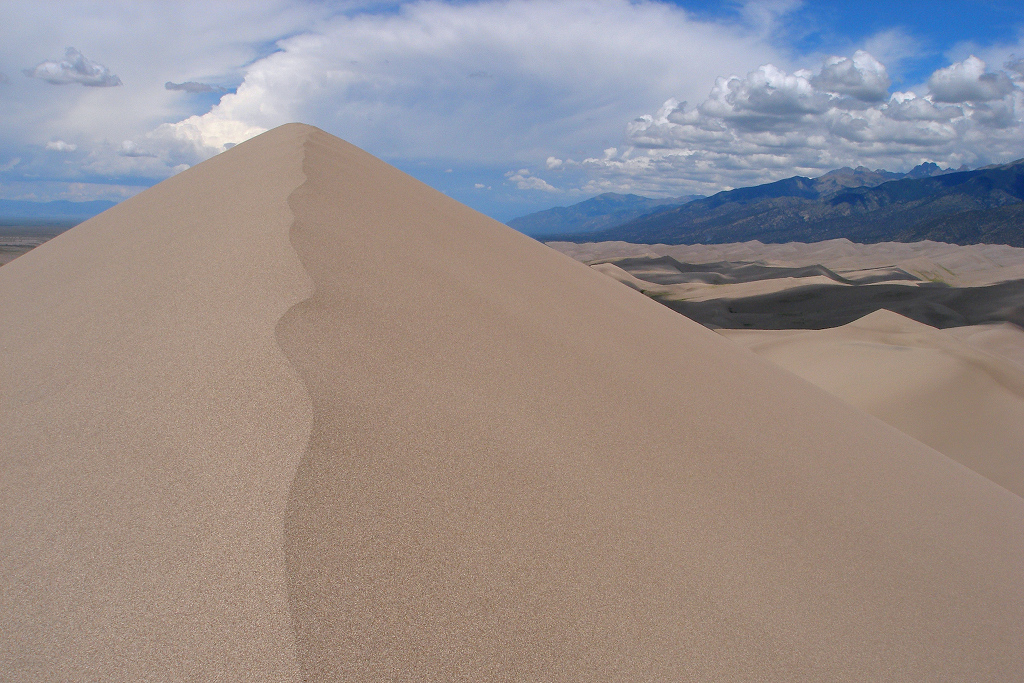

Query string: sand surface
3 124 1024 681
720 310 1024 498
0 225 71 266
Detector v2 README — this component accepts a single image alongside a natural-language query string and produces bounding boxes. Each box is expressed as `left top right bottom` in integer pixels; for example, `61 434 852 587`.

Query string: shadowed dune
3 125 1024 681
551 242 1024 330
551 239 1024 287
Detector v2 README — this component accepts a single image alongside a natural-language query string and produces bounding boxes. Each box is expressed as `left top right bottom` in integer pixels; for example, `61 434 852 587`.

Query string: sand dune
551 239 1024 286
720 310 1024 498
947 321 1024 369
3 125 1023 681
551 241 1024 329
0 225 70 266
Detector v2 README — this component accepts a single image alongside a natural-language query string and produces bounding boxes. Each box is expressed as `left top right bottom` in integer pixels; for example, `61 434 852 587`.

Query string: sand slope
1 127 313 680
3 125 1024 681
721 310 1024 498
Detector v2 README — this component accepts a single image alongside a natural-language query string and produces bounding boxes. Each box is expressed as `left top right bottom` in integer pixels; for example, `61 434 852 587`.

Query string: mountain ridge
507 192 702 235
529 161 1024 246
0 198 117 224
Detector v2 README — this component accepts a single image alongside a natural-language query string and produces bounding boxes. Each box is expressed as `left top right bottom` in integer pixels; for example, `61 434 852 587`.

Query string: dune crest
1 125 314 681
3 125 1024 681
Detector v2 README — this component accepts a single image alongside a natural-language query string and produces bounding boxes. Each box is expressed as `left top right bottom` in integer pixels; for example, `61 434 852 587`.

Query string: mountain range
507 192 703 235
524 161 1024 247
0 198 118 224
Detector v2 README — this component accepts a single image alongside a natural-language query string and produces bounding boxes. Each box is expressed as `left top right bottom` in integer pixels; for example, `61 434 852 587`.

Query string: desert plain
2 124 1023 681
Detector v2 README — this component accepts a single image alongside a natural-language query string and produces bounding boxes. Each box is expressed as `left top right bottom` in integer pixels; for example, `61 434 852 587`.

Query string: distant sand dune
3 125 1023 681
550 241 1024 330
721 310 1024 498
550 239 1024 286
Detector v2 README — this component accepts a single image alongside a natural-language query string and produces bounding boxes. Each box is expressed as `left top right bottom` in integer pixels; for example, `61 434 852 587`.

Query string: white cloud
45 140 77 152
139 0 783 168
928 55 1015 103
24 48 122 87
812 51 890 102
505 169 558 192
5 1 1022 209
578 50 1024 196
0 0 338 197
697 64 831 131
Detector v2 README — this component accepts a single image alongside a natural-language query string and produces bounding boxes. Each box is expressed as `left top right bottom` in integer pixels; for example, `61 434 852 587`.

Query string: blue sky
2 1 1024 223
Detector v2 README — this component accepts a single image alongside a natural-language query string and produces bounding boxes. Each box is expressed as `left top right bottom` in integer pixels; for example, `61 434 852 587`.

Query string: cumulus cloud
812 51 890 102
165 81 229 93
45 140 77 152
505 169 558 192
24 47 122 87
699 65 831 131
587 50 1024 196
928 55 1014 102
1007 57 1024 79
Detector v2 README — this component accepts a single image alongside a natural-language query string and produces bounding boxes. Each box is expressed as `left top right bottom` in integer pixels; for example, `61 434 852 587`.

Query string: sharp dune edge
2 125 1023 681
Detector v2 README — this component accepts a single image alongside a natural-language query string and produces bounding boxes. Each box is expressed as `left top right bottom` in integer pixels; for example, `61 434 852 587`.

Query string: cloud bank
118 0 782 172
4 0 1024 212
572 53 1024 196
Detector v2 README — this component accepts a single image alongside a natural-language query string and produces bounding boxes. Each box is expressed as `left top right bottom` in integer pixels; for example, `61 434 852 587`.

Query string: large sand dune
3 125 1023 681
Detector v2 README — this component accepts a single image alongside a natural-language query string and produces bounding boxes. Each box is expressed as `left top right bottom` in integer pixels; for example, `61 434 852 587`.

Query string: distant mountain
0 198 117 224
550 161 1024 247
507 192 702 235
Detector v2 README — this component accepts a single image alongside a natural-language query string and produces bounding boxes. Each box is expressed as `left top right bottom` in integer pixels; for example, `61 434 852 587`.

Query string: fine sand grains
1 125 313 681
3 125 1024 681
277 129 1024 680
721 310 1024 498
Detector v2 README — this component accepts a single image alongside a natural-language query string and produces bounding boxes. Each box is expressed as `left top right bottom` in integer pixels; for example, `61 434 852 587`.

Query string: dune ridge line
3 124 1024 681
272 125 1024 681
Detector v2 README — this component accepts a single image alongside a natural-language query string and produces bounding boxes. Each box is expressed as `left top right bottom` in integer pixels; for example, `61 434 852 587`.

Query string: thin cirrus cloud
23 47 122 87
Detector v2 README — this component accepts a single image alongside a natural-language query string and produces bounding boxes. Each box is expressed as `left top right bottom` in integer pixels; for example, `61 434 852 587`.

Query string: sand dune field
3 125 1023 681
550 240 1024 330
